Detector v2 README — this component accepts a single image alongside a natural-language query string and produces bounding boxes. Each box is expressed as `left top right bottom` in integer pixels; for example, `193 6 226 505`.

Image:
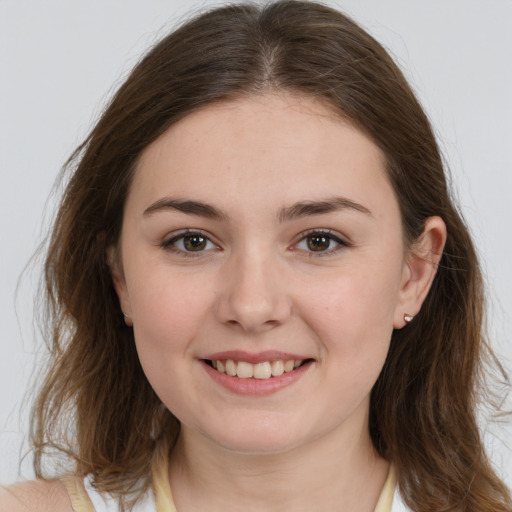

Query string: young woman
1 1 510 511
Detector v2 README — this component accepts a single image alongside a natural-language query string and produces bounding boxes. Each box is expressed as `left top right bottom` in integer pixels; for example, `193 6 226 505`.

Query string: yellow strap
374 464 397 512
152 442 176 512
60 475 96 512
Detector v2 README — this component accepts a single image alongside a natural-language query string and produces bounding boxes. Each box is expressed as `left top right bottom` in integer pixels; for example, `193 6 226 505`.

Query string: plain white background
1 0 511 491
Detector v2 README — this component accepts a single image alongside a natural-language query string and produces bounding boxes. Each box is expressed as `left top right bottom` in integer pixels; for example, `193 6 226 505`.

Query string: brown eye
307 234 331 251
183 234 207 251
294 230 347 255
163 231 218 254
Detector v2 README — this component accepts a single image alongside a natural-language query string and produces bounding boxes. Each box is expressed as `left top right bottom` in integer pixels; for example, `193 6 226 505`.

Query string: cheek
308 276 396 410
299 262 401 361
127 272 213 370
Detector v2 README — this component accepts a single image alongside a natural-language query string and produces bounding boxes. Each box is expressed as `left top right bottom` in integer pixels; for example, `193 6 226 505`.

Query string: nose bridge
216 243 291 332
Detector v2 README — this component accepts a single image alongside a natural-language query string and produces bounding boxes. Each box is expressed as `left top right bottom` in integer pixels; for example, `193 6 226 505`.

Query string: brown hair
32 1 511 510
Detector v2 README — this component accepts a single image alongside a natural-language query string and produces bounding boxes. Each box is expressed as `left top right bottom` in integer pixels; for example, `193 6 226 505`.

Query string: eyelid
160 228 349 257
291 228 350 255
161 229 221 256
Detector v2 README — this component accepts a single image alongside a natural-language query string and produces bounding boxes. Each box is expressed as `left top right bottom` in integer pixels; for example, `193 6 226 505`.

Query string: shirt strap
60 475 96 512
152 442 176 512
374 464 397 512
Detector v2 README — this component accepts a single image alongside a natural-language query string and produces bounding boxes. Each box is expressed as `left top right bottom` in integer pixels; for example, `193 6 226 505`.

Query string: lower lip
201 360 313 396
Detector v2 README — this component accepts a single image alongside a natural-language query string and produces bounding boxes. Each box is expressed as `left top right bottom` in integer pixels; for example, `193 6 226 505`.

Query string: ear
107 245 133 322
393 216 447 329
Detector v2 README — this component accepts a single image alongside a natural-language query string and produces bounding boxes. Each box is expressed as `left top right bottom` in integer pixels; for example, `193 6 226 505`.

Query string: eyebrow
143 196 371 221
277 197 372 222
143 198 228 220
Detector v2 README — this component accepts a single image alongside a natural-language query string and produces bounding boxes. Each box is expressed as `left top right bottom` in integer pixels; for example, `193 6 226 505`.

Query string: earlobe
106 245 133 322
394 216 447 328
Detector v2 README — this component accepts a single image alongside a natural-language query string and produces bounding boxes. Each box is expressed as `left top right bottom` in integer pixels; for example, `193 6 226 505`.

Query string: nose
215 250 292 333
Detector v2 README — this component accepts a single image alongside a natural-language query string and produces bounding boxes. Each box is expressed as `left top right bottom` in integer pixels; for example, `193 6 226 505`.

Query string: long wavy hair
32 1 511 510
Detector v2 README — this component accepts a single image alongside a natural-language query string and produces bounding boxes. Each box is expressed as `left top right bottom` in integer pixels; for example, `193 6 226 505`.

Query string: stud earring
123 313 133 327
403 314 414 323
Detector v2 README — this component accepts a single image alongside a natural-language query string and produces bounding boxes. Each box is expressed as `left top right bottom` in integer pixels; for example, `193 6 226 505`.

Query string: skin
111 93 446 512
0 93 445 512
0 481 72 512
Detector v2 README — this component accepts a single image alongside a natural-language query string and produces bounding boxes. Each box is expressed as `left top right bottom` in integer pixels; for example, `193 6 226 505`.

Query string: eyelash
161 229 219 257
292 229 349 257
161 229 349 257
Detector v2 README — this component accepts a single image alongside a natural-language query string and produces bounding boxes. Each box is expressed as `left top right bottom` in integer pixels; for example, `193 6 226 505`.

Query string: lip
204 350 310 364
201 358 314 396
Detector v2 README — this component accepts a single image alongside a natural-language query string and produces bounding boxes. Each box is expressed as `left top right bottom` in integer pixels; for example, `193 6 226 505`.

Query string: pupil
308 235 329 251
184 235 206 251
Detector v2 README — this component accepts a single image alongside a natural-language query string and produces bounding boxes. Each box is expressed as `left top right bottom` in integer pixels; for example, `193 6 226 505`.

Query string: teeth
236 361 253 379
271 360 284 376
284 360 295 373
213 359 304 379
225 359 237 376
254 362 272 379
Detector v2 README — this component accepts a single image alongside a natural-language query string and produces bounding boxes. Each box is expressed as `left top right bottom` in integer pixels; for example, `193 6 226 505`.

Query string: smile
208 359 306 379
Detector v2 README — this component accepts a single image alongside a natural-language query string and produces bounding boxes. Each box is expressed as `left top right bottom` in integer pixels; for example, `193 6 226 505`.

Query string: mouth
204 358 313 380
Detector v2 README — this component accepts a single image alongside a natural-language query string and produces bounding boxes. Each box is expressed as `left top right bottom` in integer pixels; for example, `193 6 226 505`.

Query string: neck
168 421 389 512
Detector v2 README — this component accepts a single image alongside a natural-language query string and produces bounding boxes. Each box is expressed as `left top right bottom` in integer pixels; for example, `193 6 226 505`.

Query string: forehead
129 93 396 218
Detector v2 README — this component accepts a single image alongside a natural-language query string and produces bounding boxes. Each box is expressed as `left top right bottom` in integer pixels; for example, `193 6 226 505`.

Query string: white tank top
83 475 157 511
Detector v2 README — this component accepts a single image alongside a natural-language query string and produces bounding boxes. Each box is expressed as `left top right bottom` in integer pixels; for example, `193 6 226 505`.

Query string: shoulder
0 479 73 512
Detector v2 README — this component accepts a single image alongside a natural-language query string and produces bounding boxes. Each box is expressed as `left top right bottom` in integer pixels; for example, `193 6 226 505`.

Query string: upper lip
203 350 312 364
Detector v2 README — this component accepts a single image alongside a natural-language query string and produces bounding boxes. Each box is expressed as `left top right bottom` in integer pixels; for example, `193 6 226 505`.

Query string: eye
163 231 219 255
294 230 347 254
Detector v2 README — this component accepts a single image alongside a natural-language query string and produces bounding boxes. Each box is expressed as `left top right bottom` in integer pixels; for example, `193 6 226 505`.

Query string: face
112 93 414 455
